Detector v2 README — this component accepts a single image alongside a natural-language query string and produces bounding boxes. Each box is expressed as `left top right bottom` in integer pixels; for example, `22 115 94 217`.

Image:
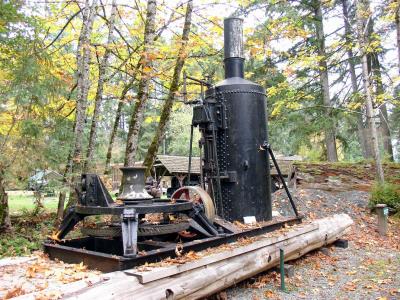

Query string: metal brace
189 203 220 236
121 207 139 257
261 142 299 217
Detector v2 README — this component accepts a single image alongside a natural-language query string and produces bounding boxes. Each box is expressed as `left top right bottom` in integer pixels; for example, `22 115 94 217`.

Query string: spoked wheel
171 186 216 221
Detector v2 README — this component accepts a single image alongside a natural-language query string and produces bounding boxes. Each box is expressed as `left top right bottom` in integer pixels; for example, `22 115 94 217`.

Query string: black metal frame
44 215 301 272
52 174 219 257
47 171 301 271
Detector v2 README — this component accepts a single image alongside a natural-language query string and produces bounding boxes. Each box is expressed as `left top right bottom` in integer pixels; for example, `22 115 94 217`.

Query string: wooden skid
14 214 353 300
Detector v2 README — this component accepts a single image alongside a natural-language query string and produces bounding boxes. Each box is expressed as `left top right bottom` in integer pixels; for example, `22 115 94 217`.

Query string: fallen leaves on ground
0 252 100 299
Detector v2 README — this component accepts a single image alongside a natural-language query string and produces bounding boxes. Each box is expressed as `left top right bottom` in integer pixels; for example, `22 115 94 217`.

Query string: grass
8 193 61 214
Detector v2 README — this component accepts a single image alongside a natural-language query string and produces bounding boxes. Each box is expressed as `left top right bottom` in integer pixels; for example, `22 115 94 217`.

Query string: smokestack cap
224 17 244 60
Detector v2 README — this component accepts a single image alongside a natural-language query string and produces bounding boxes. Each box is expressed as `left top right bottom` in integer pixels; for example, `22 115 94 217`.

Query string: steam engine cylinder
194 18 272 222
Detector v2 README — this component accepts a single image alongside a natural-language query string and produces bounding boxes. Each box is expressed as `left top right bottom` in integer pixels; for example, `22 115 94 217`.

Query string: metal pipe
224 17 244 78
280 248 286 291
188 125 194 184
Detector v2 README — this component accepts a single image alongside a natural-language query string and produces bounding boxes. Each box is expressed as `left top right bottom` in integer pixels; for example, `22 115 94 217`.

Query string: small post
375 204 388 236
280 248 286 292
56 192 66 223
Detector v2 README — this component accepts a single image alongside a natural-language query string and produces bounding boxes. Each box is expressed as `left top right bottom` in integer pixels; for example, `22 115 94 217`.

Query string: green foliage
369 182 400 213
0 212 56 257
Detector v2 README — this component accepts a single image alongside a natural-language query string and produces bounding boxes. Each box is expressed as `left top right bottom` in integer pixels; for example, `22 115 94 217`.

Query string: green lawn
8 193 61 214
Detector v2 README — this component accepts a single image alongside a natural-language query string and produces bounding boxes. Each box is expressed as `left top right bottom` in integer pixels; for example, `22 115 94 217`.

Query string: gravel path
222 188 400 300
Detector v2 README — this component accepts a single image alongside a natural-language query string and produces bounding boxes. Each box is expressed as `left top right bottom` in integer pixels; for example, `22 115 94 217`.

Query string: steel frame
44 215 302 272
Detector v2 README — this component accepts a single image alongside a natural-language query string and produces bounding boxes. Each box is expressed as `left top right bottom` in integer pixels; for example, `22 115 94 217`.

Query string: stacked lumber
14 214 353 300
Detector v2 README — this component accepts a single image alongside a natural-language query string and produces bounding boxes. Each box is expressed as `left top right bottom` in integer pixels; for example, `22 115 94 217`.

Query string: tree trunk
0 170 11 232
314 0 338 162
379 104 393 160
104 77 136 175
370 53 394 161
143 0 193 173
396 3 400 146
56 192 66 224
84 0 117 172
341 0 371 159
396 2 400 74
67 0 98 208
356 0 384 182
124 0 157 166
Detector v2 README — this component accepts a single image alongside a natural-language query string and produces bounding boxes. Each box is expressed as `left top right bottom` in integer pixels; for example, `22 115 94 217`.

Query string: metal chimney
224 17 244 78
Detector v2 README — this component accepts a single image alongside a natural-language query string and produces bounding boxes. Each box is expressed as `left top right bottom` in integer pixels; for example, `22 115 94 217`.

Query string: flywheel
171 186 216 220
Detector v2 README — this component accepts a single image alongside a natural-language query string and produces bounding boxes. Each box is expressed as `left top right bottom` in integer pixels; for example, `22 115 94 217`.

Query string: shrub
369 182 400 213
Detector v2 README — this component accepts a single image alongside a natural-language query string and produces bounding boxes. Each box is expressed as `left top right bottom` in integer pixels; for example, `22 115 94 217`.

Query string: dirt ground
223 184 400 299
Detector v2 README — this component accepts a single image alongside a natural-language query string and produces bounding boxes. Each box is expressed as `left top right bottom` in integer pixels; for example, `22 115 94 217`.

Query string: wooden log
127 223 319 284
14 214 352 300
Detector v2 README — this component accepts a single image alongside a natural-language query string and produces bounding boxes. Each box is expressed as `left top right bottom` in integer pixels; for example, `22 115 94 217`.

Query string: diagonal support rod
262 142 299 217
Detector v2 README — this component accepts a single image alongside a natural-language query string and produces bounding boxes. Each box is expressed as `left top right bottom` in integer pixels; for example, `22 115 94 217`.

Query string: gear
81 222 190 237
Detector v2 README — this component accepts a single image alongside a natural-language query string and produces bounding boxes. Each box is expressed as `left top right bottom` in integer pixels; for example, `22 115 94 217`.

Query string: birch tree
104 77 135 174
67 0 98 207
356 0 384 182
84 0 117 172
395 1 400 73
143 0 193 173
124 0 157 167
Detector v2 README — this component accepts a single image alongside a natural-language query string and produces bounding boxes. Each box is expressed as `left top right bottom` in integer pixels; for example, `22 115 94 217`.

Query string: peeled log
14 214 353 300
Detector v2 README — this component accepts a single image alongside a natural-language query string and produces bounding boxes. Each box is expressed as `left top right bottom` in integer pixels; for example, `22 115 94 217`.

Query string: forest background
0 0 399 230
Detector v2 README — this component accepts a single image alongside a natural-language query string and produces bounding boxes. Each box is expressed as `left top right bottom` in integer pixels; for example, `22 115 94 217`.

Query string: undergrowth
0 212 56 258
369 182 400 214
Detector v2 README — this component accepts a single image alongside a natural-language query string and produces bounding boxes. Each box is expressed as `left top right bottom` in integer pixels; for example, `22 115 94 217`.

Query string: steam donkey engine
45 18 299 272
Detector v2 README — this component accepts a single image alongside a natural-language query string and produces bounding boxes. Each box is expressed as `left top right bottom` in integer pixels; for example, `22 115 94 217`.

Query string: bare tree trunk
85 0 117 172
124 0 157 166
396 2 400 74
314 0 338 162
0 169 11 232
104 77 136 174
143 0 193 173
379 104 393 160
356 0 384 182
370 54 394 161
341 0 371 159
396 3 400 148
67 0 98 207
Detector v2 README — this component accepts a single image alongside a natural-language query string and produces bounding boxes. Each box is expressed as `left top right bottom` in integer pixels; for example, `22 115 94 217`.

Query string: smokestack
224 17 244 79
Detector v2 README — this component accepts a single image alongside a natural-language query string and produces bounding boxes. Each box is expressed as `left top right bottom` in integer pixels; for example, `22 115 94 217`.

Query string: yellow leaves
267 86 278 97
144 116 160 123
271 101 284 117
347 102 362 110
142 66 153 74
